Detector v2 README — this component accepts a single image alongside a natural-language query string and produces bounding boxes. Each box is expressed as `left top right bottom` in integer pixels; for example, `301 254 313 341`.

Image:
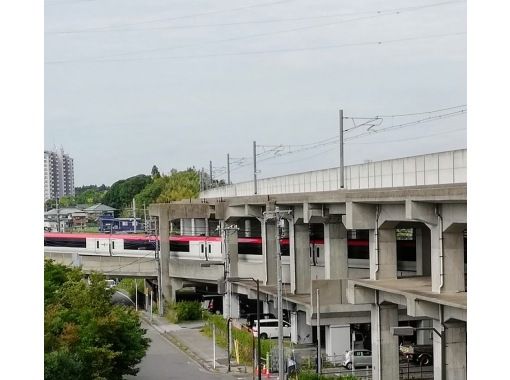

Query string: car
253 319 291 339
105 279 116 290
343 349 372 370
245 313 276 329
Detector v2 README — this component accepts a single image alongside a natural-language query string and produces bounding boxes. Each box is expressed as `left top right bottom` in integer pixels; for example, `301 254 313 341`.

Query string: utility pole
155 229 163 316
263 206 292 379
227 153 231 185
218 224 239 357
199 170 203 192
56 198 60 232
253 141 257 194
209 161 213 188
339 109 345 189
132 198 137 233
143 204 147 232
316 288 321 374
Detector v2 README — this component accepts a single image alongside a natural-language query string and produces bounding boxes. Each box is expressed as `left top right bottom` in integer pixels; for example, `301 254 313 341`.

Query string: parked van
253 319 291 339
343 349 372 370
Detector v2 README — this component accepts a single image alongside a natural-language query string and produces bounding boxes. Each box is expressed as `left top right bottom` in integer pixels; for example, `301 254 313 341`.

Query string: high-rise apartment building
44 148 75 202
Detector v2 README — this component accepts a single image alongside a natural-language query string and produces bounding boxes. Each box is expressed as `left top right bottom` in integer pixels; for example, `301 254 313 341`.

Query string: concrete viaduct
45 149 467 380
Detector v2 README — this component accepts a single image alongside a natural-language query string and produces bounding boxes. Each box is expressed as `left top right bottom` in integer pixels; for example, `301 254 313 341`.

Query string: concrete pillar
371 303 399 380
262 220 277 285
191 218 196 235
158 210 172 302
369 228 397 280
291 311 313 344
445 321 467 380
416 227 431 276
417 319 433 345
433 319 443 380
245 219 252 237
289 222 311 294
323 223 348 279
431 227 465 293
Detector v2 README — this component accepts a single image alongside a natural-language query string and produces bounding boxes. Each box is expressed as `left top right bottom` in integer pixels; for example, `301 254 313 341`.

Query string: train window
208 244 211 253
112 241 115 249
201 244 204 253
309 247 312 257
96 241 99 249
316 247 320 258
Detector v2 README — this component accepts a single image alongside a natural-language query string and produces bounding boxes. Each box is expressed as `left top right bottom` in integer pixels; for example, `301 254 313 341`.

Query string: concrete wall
44 251 159 278
200 149 466 198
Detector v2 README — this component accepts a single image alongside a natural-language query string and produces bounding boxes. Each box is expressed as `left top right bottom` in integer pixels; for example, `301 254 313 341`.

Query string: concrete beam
303 202 328 223
406 298 440 320
443 305 467 322
378 204 406 229
378 291 406 306
405 200 437 225
149 203 211 220
347 282 375 305
345 202 376 230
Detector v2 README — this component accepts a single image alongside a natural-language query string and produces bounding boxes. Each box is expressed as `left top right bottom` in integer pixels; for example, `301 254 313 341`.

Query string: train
44 231 418 272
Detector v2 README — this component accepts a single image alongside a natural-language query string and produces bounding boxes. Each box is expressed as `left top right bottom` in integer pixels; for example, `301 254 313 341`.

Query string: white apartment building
44 148 75 202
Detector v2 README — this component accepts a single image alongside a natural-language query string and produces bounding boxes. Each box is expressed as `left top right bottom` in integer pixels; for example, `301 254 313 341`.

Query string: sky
44 0 467 187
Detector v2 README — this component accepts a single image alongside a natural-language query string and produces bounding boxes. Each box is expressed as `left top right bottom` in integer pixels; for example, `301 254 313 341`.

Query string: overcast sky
45 0 466 187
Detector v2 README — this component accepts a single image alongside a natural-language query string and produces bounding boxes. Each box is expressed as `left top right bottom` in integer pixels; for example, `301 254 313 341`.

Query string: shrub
297 371 359 380
166 301 203 323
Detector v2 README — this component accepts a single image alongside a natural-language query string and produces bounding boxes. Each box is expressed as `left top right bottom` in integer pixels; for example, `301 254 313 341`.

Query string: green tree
102 175 152 212
157 168 200 203
44 261 150 380
151 165 161 179
134 176 168 207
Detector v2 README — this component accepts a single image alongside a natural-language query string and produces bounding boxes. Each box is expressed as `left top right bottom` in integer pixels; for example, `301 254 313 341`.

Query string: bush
166 301 203 323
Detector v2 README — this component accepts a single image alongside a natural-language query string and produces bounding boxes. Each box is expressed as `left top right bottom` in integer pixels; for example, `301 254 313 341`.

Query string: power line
345 104 466 119
48 0 296 33
47 1 464 35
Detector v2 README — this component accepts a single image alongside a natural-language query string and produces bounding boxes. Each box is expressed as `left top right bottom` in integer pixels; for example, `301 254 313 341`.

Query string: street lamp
227 276 261 380
391 326 445 380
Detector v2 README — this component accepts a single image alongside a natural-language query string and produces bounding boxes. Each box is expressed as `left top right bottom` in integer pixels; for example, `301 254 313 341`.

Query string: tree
156 168 200 203
44 261 150 380
134 176 168 207
102 175 152 212
151 165 161 179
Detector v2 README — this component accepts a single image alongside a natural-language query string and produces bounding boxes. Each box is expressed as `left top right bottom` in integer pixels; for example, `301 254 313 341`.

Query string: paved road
126 320 241 380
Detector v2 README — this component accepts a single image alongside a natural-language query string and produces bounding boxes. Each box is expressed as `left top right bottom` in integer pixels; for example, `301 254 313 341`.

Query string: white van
253 319 291 339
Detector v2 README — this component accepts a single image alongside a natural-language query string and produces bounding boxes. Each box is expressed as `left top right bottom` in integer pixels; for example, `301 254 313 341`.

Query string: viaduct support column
262 219 277 286
415 227 431 276
445 321 467 379
158 210 172 302
369 228 397 280
323 222 348 279
290 222 311 294
371 301 400 380
430 227 465 293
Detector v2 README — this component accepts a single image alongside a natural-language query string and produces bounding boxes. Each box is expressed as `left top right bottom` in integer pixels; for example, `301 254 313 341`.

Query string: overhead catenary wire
46 1 464 35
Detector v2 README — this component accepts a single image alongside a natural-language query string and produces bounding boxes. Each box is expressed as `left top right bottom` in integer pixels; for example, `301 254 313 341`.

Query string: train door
189 240 205 259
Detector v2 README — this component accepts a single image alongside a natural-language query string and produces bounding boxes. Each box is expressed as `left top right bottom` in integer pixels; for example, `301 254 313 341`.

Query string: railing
200 149 467 198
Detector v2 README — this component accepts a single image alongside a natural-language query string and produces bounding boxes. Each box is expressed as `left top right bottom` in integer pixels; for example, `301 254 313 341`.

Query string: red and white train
44 232 418 272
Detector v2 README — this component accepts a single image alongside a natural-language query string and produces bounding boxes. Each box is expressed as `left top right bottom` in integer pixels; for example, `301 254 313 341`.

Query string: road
125 320 241 380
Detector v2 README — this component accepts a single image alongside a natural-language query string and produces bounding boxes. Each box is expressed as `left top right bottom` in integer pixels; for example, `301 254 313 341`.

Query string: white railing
200 149 466 198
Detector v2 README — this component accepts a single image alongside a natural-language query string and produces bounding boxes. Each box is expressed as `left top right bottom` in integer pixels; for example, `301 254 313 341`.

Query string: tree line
46 165 205 215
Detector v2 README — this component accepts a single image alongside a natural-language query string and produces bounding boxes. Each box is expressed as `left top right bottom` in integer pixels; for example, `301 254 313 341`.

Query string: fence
200 149 466 198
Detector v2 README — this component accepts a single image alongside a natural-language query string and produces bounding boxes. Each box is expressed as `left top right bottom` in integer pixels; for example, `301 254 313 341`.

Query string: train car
44 232 417 274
